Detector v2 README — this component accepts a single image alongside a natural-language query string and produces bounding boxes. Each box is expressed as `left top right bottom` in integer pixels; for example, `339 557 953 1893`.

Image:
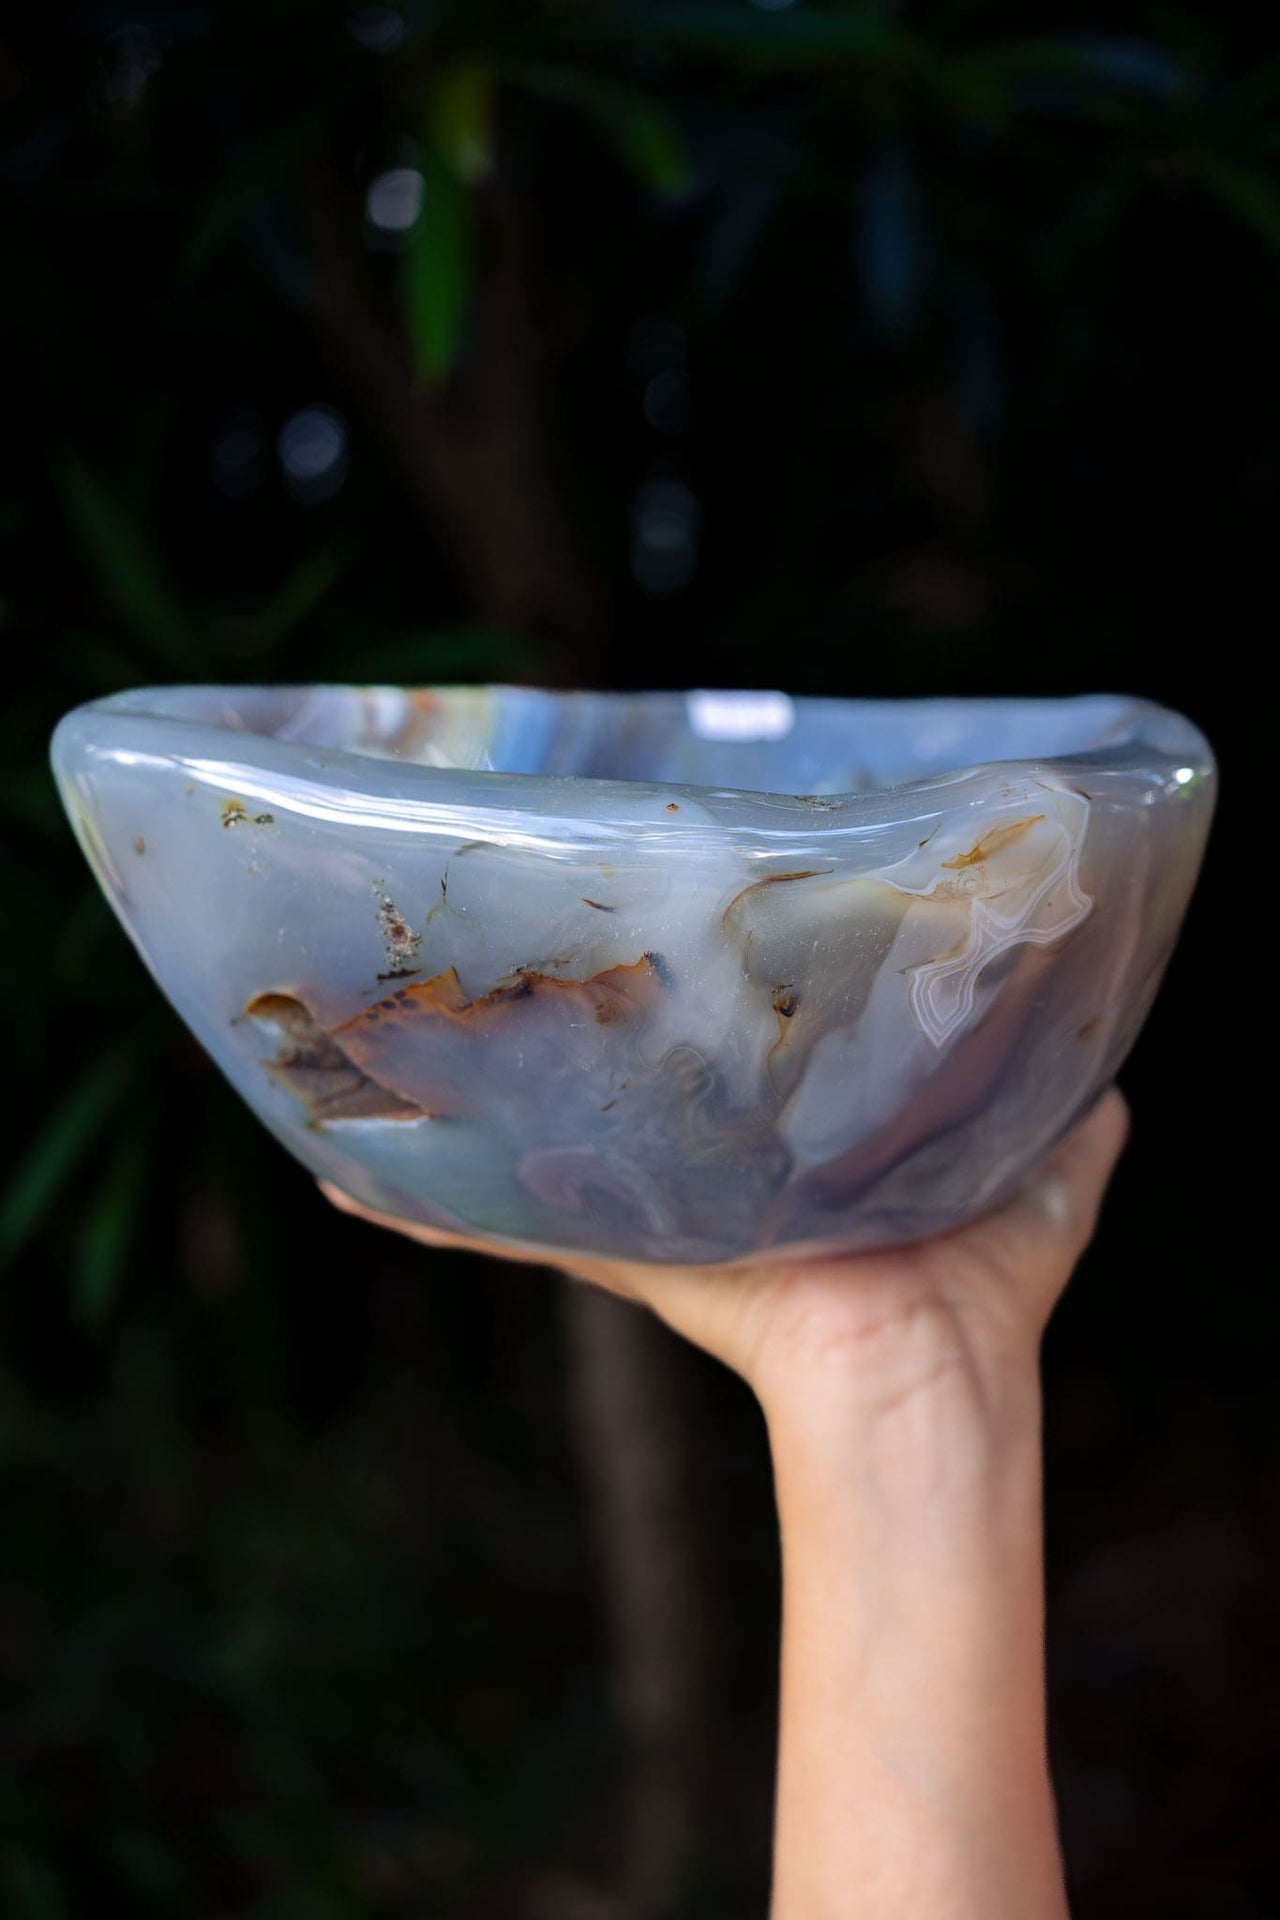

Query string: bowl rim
51 684 1216 848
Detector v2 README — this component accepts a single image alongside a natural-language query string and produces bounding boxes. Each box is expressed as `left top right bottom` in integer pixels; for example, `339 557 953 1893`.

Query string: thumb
988 1087 1130 1325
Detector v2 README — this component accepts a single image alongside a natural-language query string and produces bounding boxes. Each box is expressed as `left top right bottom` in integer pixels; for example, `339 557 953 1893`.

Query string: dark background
2 4 1273 1915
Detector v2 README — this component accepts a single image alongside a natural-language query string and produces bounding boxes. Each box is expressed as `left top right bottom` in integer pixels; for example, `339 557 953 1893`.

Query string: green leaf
73 1123 152 1328
0 1041 141 1263
967 34 1192 100
57 453 190 663
353 627 527 680
1197 157 1280 250
179 99 346 282
429 63 496 185
253 545 355 650
516 67 691 195
1225 55 1280 125
403 145 473 381
578 88 691 197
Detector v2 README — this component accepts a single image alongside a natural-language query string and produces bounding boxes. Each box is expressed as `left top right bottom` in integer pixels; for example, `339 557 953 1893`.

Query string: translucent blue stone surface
51 687 1214 1264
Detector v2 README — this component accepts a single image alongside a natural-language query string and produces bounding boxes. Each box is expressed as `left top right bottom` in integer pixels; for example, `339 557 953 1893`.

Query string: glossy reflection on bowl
51 687 1215 1264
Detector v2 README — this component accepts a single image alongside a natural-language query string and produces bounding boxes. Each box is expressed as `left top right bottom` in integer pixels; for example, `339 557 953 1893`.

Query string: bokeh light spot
346 6 406 52
364 167 424 236
278 406 348 504
629 480 702 594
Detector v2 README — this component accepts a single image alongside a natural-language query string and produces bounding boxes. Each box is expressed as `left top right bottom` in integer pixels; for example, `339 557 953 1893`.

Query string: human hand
324 1094 1129 1918
322 1089 1128 1446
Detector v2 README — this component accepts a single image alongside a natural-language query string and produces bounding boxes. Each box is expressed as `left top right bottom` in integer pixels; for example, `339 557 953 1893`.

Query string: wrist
766 1368 1065 1920
761 1348 1044 1536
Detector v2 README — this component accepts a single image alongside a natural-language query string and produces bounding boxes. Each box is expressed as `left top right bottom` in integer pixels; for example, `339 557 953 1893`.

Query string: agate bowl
51 687 1214 1265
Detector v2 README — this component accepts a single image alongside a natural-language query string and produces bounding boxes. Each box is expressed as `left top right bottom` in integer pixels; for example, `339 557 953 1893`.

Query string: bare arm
324 1090 1129 1918
763 1306 1061 1919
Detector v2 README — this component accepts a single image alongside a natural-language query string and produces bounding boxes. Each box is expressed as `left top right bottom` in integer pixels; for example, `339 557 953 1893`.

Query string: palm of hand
322 1091 1128 1422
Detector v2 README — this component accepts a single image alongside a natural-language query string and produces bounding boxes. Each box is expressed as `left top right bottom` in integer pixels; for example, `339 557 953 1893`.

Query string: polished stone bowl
52 687 1214 1265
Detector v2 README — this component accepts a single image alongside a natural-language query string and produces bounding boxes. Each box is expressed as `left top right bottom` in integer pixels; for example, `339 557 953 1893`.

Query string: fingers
319 1180 425 1234
972 1086 1129 1333
1026 1086 1130 1257
317 1087 1131 1368
319 1180 374 1222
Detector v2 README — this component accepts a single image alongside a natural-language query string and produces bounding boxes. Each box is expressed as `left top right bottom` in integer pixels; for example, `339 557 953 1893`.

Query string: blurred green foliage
1 2 1275 1914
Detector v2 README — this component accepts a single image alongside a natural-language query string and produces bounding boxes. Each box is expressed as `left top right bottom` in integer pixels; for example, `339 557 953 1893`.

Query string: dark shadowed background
2 4 1274 1916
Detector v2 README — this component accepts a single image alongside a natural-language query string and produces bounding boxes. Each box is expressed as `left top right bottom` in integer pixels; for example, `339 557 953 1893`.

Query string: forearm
765 1372 1068 1920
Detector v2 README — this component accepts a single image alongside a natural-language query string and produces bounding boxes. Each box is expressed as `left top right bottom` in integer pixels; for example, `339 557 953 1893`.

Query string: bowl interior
124 686 1144 797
